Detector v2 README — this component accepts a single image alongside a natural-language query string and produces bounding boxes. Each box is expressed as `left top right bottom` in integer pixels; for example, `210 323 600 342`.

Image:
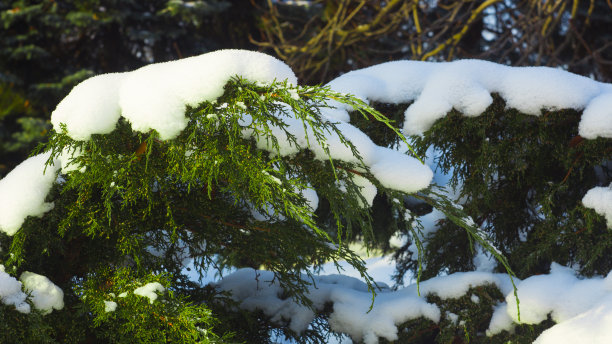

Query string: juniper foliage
0 68 525 343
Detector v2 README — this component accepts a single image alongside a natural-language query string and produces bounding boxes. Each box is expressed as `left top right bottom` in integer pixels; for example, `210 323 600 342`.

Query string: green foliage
38 78 385 297
0 303 55 344
327 93 612 343
0 70 526 343
0 83 48 175
2 2 611 343
0 83 32 120
77 268 226 343
400 94 611 280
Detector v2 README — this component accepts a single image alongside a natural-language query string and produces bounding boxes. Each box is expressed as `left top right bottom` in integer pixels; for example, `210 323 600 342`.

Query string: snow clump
52 50 297 141
51 73 125 141
0 265 30 313
325 59 612 139
20 271 64 315
487 263 612 344
0 153 60 236
582 183 612 228
133 282 165 304
104 300 118 312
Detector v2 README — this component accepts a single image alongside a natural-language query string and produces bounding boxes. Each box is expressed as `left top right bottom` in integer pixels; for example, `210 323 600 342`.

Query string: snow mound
0 265 30 313
533 296 612 344
216 268 514 344
52 50 297 141
134 282 165 304
582 183 612 228
119 50 297 139
0 153 60 236
219 264 612 343
325 59 612 139
487 263 612 344
104 300 118 312
1 266 65 315
20 271 64 315
51 73 125 140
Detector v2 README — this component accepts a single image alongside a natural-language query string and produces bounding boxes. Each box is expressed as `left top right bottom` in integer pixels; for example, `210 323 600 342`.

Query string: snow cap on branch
582 183 612 228
52 50 297 140
488 263 612 344
51 73 125 141
0 153 60 236
2 50 438 238
134 282 165 304
325 59 612 139
50 50 434 196
216 268 514 344
20 271 64 315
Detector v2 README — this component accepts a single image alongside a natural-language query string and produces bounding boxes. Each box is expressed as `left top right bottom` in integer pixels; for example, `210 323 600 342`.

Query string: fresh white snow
487 263 612 344
218 262 612 344
0 265 30 314
20 271 64 315
104 300 118 312
118 50 297 140
0 153 60 236
53 50 296 141
133 282 165 304
241 108 433 195
533 296 612 344
325 59 612 139
582 183 612 228
215 268 514 344
51 73 125 141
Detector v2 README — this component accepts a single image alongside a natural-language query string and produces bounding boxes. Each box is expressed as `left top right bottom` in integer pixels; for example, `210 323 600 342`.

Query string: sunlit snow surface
133 282 165 304
0 265 64 315
324 59 612 139
0 153 60 235
582 183 612 228
214 262 612 344
20 271 64 315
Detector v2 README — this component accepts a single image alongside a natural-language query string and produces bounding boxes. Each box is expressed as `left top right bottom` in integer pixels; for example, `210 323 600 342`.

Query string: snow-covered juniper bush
0 50 611 343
